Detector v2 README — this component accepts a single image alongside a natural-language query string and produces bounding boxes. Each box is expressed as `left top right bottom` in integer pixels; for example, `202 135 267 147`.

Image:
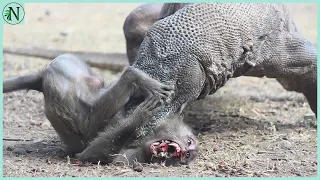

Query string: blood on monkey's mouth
149 140 186 159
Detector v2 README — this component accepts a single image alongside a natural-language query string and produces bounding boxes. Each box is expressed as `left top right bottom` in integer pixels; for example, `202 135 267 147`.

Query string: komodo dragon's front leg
244 32 317 116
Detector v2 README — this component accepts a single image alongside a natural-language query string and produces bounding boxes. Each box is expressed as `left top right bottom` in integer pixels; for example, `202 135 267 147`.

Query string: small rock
279 140 292 150
133 162 143 172
205 162 216 170
41 121 52 129
13 147 27 156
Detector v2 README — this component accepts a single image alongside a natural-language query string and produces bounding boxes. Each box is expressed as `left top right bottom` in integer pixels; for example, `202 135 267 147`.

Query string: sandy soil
2 3 317 177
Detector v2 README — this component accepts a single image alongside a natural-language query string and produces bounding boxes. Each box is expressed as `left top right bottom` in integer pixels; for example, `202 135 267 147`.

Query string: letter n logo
2 2 25 25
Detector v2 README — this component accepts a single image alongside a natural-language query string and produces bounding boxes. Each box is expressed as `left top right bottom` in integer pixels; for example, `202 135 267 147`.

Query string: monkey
3 53 199 166
3 53 173 155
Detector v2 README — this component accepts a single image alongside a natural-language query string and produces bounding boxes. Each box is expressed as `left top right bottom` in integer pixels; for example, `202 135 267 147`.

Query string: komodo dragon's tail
3 72 43 93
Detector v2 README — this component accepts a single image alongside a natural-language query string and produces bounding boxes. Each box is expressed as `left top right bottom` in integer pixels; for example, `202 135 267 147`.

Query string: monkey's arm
75 96 159 164
88 66 174 121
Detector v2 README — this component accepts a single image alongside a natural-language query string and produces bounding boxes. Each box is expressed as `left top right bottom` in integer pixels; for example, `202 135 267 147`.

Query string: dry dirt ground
2 3 318 177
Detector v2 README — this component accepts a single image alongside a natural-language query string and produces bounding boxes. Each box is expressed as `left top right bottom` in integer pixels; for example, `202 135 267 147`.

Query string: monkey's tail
3 72 43 93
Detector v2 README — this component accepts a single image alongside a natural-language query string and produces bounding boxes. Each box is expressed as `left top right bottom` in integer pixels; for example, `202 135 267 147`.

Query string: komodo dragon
123 3 317 115
3 3 317 163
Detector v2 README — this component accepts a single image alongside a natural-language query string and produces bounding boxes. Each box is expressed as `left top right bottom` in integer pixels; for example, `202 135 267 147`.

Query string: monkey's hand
131 95 162 128
125 66 175 103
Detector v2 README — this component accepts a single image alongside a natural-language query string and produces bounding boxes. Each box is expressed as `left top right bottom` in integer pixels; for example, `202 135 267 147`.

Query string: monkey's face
144 115 199 166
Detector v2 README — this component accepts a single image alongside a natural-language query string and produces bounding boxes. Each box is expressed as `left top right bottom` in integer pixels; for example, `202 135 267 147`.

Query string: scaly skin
128 3 317 139
123 3 317 117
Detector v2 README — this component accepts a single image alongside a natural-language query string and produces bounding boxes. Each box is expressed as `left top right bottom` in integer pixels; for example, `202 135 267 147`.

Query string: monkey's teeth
159 152 168 157
152 142 160 146
165 140 171 143
150 142 160 155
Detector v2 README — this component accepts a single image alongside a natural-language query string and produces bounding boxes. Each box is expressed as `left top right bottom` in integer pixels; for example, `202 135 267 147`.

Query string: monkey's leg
3 72 43 93
90 66 174 122
75 96 160 163
245 32 317 116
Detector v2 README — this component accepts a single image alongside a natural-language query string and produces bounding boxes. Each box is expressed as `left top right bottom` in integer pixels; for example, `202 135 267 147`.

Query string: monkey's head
144 114 199 166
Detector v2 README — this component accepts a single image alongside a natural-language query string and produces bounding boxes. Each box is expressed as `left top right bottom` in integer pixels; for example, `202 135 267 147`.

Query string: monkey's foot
149 140 186 159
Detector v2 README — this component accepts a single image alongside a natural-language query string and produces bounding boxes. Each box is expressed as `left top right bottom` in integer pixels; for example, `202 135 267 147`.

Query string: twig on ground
3 138 33 141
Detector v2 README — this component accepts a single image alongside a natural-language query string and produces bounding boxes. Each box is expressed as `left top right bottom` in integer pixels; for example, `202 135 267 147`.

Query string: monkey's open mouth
149 140 185 159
